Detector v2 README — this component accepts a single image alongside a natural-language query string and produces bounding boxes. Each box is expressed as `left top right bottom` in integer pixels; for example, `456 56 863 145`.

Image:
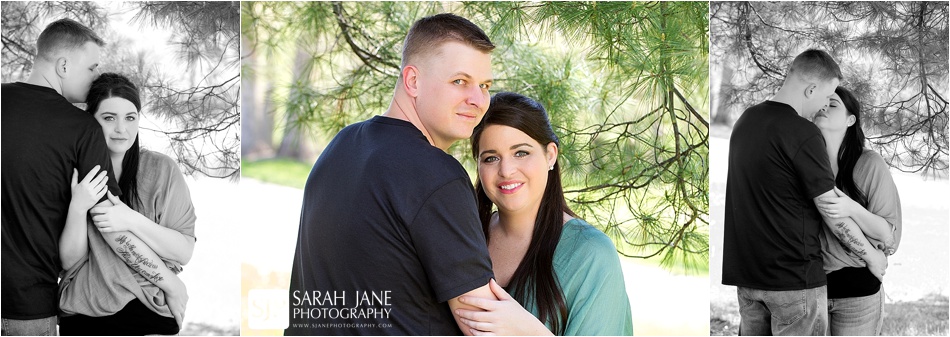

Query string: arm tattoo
832 222 868 257
114 234 165 283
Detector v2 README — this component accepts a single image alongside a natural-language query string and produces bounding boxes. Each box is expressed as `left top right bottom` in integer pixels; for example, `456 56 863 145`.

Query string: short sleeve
854 151 902 253
408 178 493 303
157 157 197 241
792 134 836 199
560 230 634 336
77 124 122 200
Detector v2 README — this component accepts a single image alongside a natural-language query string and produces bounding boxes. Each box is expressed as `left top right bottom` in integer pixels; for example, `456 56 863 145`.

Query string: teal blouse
519 218 634 335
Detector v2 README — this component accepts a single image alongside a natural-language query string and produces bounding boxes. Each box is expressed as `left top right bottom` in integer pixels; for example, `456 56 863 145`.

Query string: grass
241 158 312 189
882 294 950 335
710 294 949 336
181 322 240 336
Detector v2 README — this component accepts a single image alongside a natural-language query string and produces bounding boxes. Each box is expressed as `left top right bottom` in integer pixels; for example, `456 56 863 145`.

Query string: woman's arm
815 190 888 280
816 187 894 247
60 167 108 270
456 279 553 336
90 192 196 264
99 228 189 326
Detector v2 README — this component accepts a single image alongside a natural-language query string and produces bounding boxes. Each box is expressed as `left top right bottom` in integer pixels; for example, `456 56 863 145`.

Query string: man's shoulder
748 103 821 141
322 117 469 185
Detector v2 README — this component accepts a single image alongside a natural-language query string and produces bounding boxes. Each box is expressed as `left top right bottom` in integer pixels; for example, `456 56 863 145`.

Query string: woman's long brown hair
471 92 577 334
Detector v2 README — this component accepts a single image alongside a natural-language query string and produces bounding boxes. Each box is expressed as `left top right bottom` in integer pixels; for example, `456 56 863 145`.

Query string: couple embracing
2 19 197 335
286 13 634 336
723 49 902 336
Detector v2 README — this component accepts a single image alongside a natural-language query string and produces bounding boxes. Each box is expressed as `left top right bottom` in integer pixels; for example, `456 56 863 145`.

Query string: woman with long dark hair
813 86 902 335
455 92 633 335
58 73 197 335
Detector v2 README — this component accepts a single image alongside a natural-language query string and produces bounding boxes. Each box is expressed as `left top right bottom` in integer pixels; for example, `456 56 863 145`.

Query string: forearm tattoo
114 235 165 283
832 222 867 257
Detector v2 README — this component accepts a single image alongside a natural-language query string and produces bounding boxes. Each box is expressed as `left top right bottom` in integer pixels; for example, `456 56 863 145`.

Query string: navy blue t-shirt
286 116 493 335
722 101 836 291
2 82 121 319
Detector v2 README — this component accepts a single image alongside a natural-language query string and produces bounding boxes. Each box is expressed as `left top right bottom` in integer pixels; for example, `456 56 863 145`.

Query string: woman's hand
165 279 189 328
456 279 553 336
864 247 888 282
70 166 108 212
90 191 143 233
816 187 862 219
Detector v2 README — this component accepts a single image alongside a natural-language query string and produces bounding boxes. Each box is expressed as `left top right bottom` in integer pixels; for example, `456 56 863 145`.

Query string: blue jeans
1 316 57 336
737 286 828 336
828 287 884 336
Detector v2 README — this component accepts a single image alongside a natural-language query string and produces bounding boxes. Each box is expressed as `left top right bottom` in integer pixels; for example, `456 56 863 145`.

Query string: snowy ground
708 126 949 332
177 177 241 335
238 178 709 336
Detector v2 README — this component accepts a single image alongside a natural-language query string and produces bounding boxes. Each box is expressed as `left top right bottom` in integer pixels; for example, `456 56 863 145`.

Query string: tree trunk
241 34 275 161
276 40 319 163
711 61 734 125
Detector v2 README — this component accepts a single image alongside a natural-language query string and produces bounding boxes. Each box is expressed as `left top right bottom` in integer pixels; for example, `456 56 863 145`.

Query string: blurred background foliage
242 1 710 272
710 1 949 177
2 1 241 180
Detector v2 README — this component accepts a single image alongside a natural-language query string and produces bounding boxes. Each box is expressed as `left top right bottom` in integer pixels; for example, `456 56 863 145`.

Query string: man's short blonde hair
400 13 495 71
36 18 104 62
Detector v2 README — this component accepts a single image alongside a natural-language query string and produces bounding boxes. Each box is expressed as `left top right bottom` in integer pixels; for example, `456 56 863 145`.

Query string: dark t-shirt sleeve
77 124 122 201
792 133 835 200
408 178 493 303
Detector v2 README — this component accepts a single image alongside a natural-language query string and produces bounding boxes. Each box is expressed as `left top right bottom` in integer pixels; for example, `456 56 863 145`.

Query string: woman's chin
108 146 132 157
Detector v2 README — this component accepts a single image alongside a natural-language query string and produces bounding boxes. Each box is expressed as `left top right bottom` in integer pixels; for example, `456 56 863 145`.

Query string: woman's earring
549 165 554 171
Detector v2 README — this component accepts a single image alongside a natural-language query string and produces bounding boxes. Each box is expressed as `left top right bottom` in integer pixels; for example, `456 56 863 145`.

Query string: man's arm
82 128 122 193
814 190 887 280
448 283 497 336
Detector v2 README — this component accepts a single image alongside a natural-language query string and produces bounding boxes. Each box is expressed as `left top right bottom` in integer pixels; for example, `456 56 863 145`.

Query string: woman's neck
496 205 541 241
821 130 845 177
110 152 125 181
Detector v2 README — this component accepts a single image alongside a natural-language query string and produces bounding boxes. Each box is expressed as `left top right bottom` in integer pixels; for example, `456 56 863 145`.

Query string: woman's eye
482 156 498 163
103 116 115 121
126 116 137 121
515 150 529 157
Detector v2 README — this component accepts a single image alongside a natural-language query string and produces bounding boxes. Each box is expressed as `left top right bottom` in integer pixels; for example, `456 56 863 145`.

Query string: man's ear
804 83 818 99
55 57 69 78
402 65 419 98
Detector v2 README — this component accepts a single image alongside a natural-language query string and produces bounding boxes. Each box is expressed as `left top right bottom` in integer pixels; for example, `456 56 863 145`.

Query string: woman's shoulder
558 218 621 262
139 149 179 169
137 149 187 182
856 149 890 173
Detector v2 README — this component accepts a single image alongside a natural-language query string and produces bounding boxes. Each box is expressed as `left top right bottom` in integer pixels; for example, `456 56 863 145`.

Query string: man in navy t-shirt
285 13 497 335
1 19 121 335
721 49 888 335
3 19 192 335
